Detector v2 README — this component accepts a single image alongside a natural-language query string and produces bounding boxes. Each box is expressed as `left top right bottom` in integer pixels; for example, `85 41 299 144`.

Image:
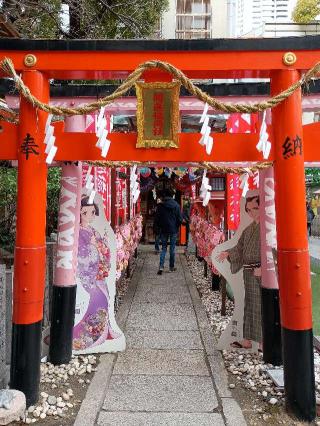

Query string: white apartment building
228 0 313 37
159 0 318 40
160 0 228 39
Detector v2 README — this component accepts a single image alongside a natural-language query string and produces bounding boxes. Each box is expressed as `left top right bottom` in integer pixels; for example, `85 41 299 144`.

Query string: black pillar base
49 285 77 365
204 262 208 278
282 327 316 422
212 273 220 291
261 287 282 365
10 320 42 407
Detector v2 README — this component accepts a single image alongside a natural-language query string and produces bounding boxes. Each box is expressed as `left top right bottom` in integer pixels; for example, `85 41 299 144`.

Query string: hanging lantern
139 167 151 178
156 168 164 177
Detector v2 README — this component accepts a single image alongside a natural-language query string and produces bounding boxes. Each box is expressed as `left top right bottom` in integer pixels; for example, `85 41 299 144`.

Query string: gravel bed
186 254 320 425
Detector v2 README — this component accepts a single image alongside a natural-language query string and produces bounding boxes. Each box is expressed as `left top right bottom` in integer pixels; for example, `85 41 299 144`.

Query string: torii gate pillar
10 71 49 406
271 70 316 421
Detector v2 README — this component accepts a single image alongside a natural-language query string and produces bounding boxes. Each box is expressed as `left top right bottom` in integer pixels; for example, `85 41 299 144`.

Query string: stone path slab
103 375 218 412
113 348 210 376
126 302 198 330
133 287 192 304
97 412 225 426
125 329 203 350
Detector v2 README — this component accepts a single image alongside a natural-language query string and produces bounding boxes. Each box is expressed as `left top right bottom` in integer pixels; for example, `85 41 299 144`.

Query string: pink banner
95 167 111 221
226 174 241 230
259 167 278 289
55 163 82 286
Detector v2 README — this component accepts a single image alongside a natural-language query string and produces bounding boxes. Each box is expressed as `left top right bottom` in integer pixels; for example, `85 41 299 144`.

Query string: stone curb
74 254 146 426
73 354 115 426
180 254 247 426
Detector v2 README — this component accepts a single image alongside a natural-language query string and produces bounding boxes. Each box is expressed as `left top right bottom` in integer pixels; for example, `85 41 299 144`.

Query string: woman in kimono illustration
217 195 261 349
73 196 120 350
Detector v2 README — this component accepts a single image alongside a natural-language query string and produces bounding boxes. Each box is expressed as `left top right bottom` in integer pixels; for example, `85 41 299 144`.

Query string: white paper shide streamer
256 111 271 159
96 107 111 158
44 114 58 164
199 103 213 155
200 170 212 206
239 173 249 196
85 166 96 204
130 165 140 204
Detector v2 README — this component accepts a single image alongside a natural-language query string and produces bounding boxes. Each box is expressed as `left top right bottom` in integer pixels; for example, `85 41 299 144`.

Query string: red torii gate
0 36 319 421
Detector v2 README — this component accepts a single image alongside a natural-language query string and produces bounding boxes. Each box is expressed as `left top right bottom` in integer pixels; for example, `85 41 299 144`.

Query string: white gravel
21 355 97 424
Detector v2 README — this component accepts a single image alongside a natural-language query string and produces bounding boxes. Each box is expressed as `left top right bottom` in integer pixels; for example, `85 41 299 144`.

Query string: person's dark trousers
307 223 312 236
159 233 177 269
155 234 160 252
185 222 190 246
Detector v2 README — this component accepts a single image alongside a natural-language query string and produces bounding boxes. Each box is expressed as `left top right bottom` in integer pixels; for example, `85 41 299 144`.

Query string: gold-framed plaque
135 81 180 148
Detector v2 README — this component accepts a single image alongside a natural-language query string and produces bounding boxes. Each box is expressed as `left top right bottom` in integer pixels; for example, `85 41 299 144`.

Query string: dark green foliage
305 167 320 186
1 0 169 39
0 165 61 250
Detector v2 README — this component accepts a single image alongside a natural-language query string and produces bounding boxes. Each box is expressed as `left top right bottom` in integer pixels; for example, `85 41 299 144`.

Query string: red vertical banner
248 171 260 190
121 169 127 221
115 168 127 225
226 174 241 231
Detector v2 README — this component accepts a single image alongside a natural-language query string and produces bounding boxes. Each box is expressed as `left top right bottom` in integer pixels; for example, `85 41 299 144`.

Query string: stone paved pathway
75 248 246 426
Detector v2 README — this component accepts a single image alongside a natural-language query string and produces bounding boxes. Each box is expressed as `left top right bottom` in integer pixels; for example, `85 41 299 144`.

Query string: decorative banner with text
226 174 241 231
135 81 180 148
116 167 127 225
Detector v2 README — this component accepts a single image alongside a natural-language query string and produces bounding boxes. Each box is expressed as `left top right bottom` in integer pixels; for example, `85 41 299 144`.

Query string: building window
209 177 225 191
176 0 211 39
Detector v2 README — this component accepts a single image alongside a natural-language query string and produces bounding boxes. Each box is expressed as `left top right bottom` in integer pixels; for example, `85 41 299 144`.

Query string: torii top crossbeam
0 36 320 79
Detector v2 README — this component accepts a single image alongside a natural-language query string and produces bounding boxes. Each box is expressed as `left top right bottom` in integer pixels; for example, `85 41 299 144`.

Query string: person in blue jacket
154 188 183 275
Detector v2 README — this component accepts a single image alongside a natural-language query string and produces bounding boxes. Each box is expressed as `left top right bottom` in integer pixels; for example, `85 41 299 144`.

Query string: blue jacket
154 197 183 235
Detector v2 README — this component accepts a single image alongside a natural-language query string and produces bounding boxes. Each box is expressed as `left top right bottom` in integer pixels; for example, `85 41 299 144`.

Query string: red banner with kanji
226 174 241 230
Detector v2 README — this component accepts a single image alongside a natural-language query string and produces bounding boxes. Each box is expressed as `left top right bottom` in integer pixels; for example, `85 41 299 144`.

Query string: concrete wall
212 0 228 38
161 0 176 39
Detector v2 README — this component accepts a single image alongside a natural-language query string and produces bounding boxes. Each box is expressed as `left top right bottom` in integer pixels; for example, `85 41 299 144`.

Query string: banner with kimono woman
212 190 262 352
73 190 125 354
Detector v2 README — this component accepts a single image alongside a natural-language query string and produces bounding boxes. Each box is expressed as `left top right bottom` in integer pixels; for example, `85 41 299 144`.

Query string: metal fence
0 265 13 388
0 241 56 388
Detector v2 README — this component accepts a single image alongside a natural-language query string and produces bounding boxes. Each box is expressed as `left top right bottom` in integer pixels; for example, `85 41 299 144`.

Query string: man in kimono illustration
217 195 261 349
